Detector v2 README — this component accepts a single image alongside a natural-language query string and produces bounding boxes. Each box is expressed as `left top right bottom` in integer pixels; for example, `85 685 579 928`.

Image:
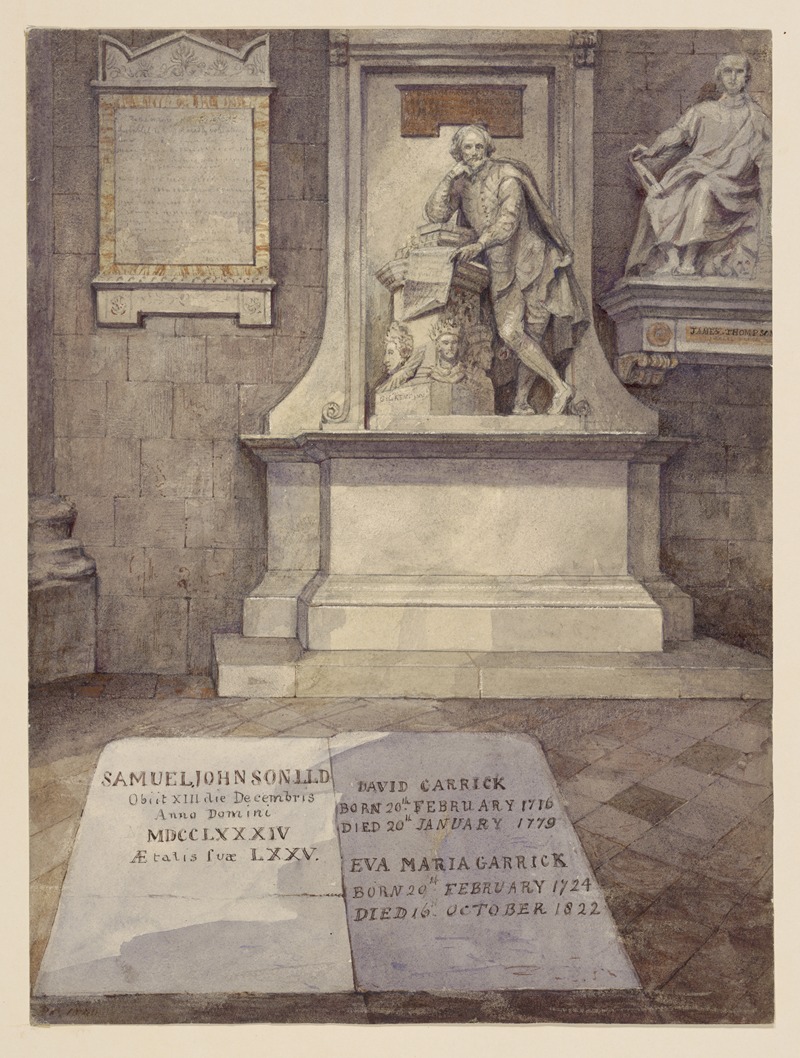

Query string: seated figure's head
383 322 414 374
429 317 463 367
714 54 751 97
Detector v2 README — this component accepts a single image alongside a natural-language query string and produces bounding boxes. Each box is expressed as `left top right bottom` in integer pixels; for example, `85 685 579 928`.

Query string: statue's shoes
546 385 574 415
512 405 537 415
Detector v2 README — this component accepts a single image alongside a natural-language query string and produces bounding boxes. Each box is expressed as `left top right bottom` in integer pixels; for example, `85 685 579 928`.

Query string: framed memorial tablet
91 32 276 327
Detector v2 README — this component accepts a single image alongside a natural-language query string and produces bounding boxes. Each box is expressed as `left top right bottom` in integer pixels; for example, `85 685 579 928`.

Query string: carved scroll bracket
615 353 679 387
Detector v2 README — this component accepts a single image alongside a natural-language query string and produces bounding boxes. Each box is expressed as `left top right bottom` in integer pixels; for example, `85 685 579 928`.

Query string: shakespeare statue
425 124 587 416
626 54 771 279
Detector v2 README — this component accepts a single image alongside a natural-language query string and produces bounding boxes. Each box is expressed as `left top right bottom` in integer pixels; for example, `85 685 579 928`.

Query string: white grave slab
35 737 354 995
36 733 639 995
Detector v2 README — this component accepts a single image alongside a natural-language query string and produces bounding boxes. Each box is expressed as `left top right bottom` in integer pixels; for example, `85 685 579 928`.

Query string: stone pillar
28 32 98 682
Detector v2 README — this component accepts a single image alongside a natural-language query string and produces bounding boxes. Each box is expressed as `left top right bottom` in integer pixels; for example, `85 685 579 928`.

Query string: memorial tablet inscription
115 107 255 265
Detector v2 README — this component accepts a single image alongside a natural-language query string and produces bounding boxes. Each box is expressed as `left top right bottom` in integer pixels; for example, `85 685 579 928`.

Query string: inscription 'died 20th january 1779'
35 733 639 995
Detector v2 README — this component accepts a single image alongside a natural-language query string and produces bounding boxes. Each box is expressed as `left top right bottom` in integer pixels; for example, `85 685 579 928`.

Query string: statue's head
429 317 463 366
383 322 414 373
714 54 751 96
450 124 495 170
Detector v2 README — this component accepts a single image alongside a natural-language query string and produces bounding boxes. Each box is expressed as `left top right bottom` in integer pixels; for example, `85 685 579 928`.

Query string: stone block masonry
637 365 771 657
44 29 329 673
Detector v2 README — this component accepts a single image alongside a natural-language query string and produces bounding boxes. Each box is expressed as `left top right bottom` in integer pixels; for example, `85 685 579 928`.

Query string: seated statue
626 54 771 279
375 322 423 393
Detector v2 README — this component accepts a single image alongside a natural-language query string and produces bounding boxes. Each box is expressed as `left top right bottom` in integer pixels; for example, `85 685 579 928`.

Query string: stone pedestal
230 432 690 668
372 374 494 426
602 277 772 374
29 495 97 683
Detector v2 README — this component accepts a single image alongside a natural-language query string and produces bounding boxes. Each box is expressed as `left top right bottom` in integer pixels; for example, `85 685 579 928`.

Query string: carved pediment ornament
570 31 599 68
93 32 274 90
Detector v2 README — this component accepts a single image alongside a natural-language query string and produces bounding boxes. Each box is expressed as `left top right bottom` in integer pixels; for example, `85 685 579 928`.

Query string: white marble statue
425 125 587 416
375 322 424 393
626 54 771 279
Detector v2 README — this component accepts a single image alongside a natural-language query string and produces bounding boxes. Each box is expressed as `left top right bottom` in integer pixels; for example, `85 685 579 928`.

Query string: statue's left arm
452 176 523 262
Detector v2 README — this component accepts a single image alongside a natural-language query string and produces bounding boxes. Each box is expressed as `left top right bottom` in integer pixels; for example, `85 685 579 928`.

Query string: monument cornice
241 431 687 465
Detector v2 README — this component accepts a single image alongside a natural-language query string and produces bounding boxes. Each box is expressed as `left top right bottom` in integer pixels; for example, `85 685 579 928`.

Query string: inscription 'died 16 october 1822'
35 733 639 995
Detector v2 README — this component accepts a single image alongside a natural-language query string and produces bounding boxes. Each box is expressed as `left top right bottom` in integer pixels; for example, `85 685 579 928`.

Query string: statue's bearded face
459 131 488 171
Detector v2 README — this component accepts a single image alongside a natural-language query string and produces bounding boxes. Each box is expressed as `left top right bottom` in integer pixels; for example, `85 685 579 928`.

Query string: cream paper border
3 2 797 1056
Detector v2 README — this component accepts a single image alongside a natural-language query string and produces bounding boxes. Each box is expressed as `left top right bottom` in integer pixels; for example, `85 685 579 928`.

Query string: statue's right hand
630 144 651 160
448 163 470 179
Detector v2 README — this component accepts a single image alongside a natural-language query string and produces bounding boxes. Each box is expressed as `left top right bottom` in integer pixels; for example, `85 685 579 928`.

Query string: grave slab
35 737 353 995
332 732 639 991
36 733 639 996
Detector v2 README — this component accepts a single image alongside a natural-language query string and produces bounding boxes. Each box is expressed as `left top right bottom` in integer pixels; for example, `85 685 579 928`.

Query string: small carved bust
429 317 466 384
463 324 495 381
376 322 423 393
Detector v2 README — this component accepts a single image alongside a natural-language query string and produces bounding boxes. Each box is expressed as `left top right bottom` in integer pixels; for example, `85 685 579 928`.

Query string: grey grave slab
331 732 640 991
35 737 354 995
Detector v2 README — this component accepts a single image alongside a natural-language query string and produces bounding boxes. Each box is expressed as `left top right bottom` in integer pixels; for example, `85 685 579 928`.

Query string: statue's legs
494 284 573 414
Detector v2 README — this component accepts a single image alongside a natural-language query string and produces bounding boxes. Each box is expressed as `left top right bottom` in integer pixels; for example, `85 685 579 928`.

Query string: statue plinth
371 374 495 427
602 276 772 375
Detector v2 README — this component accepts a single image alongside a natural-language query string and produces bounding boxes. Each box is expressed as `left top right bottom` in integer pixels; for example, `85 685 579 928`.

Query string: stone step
212 634 771 701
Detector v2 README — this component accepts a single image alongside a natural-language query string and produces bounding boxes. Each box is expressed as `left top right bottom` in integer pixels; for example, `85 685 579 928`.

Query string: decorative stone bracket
615 352 679 387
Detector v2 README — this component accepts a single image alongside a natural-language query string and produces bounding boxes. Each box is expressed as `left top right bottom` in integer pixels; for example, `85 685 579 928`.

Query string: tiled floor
29 674 773 1024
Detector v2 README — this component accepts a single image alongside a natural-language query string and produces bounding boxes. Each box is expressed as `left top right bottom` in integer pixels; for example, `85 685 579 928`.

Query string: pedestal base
212 635 770 701
297 574 663 652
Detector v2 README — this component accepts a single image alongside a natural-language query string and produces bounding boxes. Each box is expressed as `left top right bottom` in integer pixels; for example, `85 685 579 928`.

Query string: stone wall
41 29 329 673
30 28 772 675
593 30 772 657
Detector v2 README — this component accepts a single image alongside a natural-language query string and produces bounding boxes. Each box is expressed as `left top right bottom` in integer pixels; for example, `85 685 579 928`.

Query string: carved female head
383 322 414 374
429 317 463 366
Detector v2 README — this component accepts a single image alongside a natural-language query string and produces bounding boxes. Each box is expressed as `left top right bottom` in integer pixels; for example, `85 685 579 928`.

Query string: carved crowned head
383 322 414 374
429 316 463 366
